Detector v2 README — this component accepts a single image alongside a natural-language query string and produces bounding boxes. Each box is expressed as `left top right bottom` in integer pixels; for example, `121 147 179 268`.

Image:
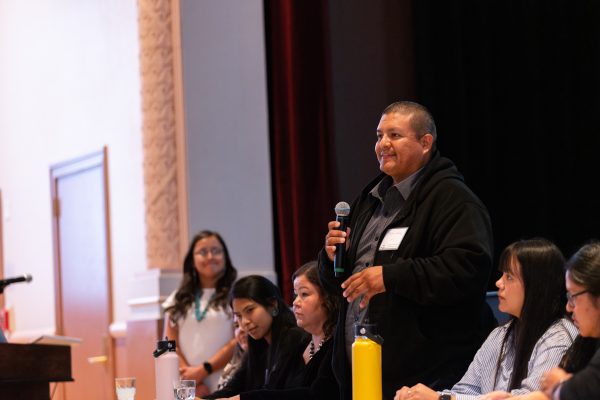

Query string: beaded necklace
194 290 216 322
308 336 328 360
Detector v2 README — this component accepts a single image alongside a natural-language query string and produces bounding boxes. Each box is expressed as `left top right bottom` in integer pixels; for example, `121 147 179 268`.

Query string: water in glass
115 377 136 400
116 387 136 400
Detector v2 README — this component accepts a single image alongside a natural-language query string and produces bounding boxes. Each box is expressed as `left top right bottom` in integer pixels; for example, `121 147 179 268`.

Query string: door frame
49 147 114 396
0 190 4 310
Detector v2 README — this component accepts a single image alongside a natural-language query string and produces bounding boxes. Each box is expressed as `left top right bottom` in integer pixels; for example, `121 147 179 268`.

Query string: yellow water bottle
352 323 383 400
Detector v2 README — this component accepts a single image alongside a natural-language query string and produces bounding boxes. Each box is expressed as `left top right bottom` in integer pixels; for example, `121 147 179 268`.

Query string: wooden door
0 190 4 313
51 148 114 400
0 190 4 309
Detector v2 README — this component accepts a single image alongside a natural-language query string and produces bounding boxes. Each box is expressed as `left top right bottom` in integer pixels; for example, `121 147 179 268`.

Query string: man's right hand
324 220 349 261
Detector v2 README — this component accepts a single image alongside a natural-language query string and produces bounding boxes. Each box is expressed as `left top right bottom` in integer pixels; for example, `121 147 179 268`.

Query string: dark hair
559 241 600 373
228 275 297 365
565 241 600 297
559 335 600 373
229 275 296 380
165 230 237 323
495 238 567 390
381 101 437 141
292 261 340 338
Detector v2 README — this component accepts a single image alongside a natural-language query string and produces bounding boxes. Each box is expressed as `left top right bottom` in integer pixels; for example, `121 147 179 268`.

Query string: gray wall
181 0 274 274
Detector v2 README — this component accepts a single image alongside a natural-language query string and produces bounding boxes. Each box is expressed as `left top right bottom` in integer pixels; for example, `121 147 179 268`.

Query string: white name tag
379 227 409 251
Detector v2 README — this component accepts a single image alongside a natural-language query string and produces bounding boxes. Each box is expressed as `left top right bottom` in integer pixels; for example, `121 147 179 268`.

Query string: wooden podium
0 343 73 400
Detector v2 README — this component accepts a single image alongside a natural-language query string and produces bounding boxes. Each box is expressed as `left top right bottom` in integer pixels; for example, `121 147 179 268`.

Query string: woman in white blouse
395 238 578 400
163 230 238 396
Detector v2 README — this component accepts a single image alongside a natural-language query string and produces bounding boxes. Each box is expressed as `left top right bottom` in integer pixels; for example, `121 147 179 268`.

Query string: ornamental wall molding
138 0 187 269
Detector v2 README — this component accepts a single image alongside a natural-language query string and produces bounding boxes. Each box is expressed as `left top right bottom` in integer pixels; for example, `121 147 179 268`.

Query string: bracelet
203 361 213 374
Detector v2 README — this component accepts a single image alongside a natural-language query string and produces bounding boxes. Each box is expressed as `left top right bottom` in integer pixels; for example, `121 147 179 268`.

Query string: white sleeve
509 321 575 396
162 290 177 309
452 326 506 400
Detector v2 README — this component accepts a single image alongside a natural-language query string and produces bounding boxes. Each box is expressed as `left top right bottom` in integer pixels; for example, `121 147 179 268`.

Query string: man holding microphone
319 101 495 400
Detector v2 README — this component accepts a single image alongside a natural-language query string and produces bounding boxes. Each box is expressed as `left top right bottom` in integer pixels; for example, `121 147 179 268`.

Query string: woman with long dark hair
395 238 578 400
163 230 238 394
203 274 309 399
214 261 342 399
510 241 600 400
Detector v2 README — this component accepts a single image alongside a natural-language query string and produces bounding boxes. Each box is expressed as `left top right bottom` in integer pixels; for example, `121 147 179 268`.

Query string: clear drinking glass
115 377 136 400
173 379 196 400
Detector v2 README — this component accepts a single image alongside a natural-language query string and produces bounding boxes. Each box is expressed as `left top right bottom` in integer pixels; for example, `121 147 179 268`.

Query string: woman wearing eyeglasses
163 230 238 396
395 238 578 400
510 241 600 400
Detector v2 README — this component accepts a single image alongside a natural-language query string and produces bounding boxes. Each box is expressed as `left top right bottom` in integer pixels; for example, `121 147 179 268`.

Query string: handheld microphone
334 202 351 278
0 274 33 293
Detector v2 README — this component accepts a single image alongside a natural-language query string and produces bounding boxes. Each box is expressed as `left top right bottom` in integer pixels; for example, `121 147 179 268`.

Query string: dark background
266 0 600 297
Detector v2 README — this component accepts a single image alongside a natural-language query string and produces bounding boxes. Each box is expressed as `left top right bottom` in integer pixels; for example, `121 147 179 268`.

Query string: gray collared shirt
345 169 423 361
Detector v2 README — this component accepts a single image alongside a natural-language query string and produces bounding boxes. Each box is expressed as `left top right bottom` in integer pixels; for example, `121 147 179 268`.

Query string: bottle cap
153 336 177 357
353 323 384 345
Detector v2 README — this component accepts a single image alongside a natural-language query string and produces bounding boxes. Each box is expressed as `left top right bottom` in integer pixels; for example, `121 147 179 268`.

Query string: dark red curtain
264 0 338 303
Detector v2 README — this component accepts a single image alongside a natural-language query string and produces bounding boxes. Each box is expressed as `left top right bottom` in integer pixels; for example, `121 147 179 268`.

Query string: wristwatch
203 361 213 374
439 394 452 400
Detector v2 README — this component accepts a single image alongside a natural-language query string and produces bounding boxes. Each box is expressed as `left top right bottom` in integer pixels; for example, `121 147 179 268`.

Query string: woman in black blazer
206 261 341 400
203 275 308 399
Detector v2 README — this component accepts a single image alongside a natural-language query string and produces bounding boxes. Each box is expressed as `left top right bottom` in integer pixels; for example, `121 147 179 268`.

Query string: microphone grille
24 273 33 282
334 201 351 217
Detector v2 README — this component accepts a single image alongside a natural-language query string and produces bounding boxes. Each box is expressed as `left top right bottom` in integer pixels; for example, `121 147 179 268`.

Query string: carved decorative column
138 0 188 270
117 2 188 395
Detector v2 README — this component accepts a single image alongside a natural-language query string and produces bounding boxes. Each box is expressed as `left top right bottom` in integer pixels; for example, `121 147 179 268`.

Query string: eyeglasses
566 289 588 307
196 247 224 257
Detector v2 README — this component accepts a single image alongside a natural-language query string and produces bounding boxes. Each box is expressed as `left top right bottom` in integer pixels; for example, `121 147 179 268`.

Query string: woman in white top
395 238 578 400
163 230 238 396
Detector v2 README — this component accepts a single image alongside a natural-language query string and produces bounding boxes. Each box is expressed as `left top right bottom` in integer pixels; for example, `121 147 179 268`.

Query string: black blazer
240 338 339 400
561 345 600 399
205 325 309 399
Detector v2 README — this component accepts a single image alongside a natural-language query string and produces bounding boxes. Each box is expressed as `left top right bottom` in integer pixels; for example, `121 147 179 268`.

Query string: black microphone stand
0 281 11 294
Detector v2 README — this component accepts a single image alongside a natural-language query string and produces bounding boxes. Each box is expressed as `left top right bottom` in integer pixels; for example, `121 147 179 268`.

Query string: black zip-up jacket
560 341 600 399
319 150 496 400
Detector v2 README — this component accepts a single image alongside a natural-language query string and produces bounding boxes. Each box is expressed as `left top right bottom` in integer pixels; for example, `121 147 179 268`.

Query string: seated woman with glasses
163 231 238 396
509 241 600 400
395 238 578 400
